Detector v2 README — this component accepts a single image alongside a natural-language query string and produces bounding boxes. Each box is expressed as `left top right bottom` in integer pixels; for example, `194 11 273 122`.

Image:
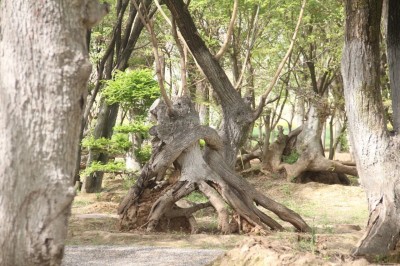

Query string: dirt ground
66 159 398 265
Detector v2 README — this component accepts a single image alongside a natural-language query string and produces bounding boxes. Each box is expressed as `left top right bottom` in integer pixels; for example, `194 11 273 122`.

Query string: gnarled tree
118 0 310 234
260 0 357 184
118 97 310 233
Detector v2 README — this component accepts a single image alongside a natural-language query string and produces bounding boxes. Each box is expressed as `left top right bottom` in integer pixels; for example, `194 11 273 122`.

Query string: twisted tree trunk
163 0 254 167
118 97 310 234
282 104 356 182
261 104 356 184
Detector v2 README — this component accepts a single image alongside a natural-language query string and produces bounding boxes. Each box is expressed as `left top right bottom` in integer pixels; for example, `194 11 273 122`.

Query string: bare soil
66 163 395 265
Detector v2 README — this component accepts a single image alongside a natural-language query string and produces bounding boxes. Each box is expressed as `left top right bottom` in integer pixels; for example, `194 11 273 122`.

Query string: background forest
80 0 351 191
74 0 399 262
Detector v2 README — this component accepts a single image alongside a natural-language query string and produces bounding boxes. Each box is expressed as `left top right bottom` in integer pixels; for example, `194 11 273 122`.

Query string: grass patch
123 174 137 190
72 200 93 208
185 191 208 203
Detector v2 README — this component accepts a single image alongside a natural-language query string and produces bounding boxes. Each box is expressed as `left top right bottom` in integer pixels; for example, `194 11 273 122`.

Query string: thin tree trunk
328 112 335 160
82 101 119 193
0 0 102 264
79 1 150 192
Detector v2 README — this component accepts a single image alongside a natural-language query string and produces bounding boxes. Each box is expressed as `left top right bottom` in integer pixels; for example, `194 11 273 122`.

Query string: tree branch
253 0 307 120
171 18 188 96
214 0 239 60
132 0 174 111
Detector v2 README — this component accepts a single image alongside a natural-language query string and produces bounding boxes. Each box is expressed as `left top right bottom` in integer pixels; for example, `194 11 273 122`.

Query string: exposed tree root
118 97 311 234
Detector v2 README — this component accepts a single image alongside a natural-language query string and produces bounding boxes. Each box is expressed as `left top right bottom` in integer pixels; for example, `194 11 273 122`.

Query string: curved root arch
118 97 311 233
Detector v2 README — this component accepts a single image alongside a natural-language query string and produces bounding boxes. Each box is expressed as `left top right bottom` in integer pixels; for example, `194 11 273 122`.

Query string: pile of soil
213 237 370 266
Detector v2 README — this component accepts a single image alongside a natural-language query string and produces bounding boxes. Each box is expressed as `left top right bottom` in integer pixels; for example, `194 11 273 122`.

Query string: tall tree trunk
0 0 102 264
387 0 400 132
342 0 400 255
82 48 117 193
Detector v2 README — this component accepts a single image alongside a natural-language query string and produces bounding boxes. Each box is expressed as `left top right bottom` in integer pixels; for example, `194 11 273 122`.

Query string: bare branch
132 0 174 111
214 0 239 60
234 4 260 90
253 0 307 120
172 18 188 96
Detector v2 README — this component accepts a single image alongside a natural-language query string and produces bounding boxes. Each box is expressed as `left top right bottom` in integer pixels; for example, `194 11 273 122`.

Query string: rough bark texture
118 97 311 234
387 0 400 132
342 0 400 255
261 105 356 184
0 0 99 264
164 0 254 167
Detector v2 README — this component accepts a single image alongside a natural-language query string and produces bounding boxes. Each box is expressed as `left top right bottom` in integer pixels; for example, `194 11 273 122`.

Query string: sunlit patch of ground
68 165 399 264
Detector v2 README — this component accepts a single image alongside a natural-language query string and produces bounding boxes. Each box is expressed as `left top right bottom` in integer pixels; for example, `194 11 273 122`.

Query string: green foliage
338 132 349 152
81 161 126 176
102 69 160 115
282 150 300 164
113 121 152 136
134 144 152 164
279 184 292 196
199 139 206 148
347 175 359 186
82 133 131 154
72 200 93 207
373 255 390 264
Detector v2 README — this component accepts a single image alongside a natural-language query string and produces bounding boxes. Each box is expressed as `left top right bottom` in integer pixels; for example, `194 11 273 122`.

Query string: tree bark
118 97 311 234
0 0 101 264
164 0 254 167
262 102 356 183
342 0 400 255
387 0 400 132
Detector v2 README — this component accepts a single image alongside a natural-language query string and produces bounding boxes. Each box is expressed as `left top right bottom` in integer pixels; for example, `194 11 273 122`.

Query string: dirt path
67 175 372 265
62 245 224 266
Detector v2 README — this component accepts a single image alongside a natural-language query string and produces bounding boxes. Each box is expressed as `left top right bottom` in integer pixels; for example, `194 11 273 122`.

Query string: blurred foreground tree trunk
0 0 106 264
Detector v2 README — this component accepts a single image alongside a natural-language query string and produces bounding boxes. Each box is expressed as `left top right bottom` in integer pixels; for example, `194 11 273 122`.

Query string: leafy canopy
102 69 160 115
